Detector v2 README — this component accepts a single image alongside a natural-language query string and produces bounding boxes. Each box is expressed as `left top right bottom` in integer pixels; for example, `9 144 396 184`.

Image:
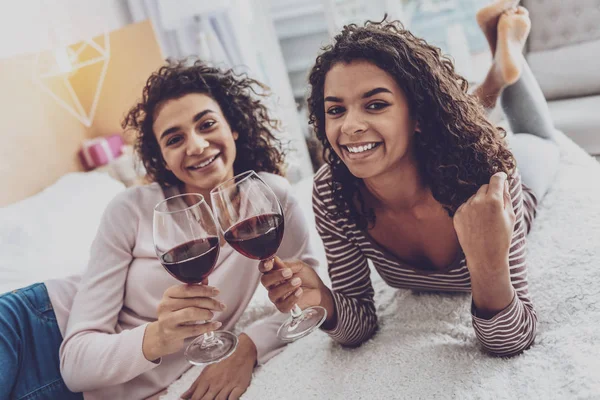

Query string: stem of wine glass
290 304 303 319
201 330 219 349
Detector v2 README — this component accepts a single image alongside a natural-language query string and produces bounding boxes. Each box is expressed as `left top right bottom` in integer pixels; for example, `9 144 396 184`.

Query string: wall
0 54 89 205
0 20 164 206
84 21 165 137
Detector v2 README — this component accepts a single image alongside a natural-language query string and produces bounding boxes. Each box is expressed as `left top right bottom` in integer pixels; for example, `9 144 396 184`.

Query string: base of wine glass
277 306 327 342
185 330 238 366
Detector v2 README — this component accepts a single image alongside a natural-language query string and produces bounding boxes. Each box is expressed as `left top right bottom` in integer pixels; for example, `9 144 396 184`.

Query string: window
405 0 491 84
328 0 492 84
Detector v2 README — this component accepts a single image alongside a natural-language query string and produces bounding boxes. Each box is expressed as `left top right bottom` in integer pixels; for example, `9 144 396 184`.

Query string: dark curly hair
307 18 516 229
122 59 285 186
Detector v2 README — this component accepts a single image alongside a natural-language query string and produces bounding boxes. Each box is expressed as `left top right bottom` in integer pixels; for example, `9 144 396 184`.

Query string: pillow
0 172 125 294
527 40 600 100
524 0 600 100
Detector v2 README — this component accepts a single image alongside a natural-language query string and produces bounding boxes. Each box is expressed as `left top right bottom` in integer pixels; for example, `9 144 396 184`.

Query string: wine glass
153 193 238 365
210 171 327 342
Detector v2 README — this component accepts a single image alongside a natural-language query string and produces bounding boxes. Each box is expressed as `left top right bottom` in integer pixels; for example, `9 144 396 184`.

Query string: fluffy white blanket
163 132 600 399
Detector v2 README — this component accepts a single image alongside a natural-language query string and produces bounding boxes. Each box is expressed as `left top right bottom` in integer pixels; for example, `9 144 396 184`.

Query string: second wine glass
210 171 327 342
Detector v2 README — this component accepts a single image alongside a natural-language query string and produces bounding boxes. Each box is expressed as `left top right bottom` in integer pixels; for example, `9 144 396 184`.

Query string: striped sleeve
312 168 377 347
471 171 538 357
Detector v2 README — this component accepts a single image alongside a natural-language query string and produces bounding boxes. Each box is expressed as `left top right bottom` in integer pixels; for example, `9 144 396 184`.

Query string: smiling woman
151 94 240 199
260 5 561 359
0 59 324 400
322 61 418 181
123 60 286 192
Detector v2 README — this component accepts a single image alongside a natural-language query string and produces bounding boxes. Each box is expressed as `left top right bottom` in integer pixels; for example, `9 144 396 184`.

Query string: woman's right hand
142 282 226 362
259 257 330 314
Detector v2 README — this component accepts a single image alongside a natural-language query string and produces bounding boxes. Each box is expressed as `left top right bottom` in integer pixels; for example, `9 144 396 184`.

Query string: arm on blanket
242 312 291 364
470 173 538 356
313 180 378 347
59 193 159 392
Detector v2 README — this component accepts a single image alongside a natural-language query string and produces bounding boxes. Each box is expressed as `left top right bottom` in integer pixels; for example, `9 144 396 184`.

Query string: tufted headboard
523 0 600 100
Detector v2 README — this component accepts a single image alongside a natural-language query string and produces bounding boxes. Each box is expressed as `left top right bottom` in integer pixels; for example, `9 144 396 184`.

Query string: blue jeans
0 283 83 400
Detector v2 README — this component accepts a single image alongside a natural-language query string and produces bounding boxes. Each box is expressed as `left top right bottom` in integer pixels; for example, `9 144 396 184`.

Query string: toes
515 6 529 16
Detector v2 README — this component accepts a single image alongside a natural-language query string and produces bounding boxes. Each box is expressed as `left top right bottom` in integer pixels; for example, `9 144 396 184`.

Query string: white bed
0 172 125 294
1 130 599 400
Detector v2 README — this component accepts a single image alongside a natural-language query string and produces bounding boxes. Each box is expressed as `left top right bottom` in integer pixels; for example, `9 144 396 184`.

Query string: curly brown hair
122 59 286 187
307 18 516 229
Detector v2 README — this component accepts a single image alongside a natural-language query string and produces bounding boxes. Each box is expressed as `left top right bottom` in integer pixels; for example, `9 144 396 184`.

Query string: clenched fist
453 171 516 271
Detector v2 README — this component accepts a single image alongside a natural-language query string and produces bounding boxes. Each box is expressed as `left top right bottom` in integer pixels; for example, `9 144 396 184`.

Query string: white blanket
164 132 600 399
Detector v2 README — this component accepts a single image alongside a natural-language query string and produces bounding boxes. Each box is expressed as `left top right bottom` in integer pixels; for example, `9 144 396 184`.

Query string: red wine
224 213 284 260
160 237 220 283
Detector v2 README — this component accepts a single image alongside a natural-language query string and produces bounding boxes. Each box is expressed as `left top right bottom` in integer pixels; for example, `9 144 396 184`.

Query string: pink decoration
79 134 125 170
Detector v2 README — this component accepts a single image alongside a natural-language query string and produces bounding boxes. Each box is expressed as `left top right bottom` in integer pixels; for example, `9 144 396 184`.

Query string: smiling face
323 60 419 180
153 93 238 195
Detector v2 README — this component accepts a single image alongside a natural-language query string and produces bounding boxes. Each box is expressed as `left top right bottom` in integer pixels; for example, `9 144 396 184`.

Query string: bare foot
476 0 520 55
495 7 531 85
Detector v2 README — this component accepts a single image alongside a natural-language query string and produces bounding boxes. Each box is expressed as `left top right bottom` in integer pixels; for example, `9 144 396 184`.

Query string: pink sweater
45 172 320 399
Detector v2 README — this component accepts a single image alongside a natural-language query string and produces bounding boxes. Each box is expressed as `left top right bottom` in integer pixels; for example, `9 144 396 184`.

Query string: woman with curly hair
0 60 322 399
260 2 559 357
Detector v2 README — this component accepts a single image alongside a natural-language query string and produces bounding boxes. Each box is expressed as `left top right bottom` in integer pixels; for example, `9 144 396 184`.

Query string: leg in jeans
0 283 83 400
501 60 556 142
474 5 559 201
498 11 560 201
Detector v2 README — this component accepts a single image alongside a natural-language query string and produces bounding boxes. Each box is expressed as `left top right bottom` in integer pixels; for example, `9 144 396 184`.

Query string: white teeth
346 143 377 153
200 156 215 167
191 155 217 169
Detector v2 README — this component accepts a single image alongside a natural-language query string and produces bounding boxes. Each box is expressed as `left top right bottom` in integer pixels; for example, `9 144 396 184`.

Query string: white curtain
0 0 129 60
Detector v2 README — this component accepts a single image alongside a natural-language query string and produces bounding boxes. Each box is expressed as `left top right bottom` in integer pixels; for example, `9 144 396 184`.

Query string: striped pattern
313 165 538 356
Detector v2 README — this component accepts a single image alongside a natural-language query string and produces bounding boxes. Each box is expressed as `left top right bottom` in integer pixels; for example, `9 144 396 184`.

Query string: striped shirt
312 164 538 357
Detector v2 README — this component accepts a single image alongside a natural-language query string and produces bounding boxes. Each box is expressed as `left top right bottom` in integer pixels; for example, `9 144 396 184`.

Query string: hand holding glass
153 193 237 365
210 171 327 341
